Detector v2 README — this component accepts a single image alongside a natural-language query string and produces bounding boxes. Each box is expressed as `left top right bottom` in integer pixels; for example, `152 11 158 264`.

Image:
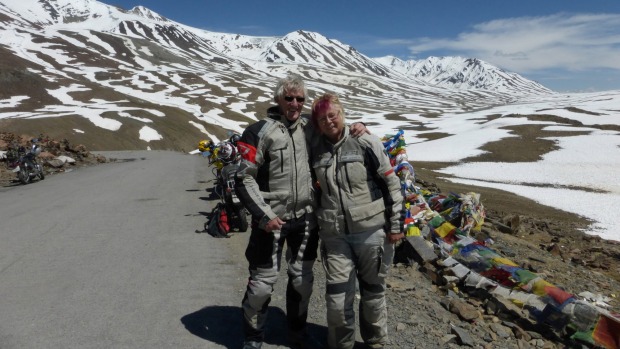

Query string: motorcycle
213 154 248 233
11 139 45 185
198 137 249 235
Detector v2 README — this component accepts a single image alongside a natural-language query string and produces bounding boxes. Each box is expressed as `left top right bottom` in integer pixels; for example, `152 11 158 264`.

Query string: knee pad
246 278 274 306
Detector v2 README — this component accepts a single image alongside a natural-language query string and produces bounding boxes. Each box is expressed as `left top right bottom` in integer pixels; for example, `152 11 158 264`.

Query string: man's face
276 88 305 122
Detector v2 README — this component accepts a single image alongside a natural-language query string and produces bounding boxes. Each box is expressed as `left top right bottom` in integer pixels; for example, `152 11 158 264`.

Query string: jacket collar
325 127 349 151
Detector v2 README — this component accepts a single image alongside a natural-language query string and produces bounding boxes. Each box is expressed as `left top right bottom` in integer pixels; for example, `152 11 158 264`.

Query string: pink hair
311 93 343 129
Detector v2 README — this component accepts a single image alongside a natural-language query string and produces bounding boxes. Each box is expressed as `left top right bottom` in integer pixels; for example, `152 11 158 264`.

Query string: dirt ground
379 163 620 348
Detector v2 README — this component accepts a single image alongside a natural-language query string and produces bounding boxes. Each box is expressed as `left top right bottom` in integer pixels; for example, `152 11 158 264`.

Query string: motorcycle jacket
310 128 404 235
235 106 315 229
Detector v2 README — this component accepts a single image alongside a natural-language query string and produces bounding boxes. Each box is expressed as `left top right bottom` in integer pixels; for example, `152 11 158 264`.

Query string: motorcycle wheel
37 164 45 180
18 165 30 184
237 208 249 232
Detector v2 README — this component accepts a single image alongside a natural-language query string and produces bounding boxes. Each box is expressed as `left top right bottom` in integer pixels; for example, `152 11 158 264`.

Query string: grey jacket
235 106 315 229
310 129 404 235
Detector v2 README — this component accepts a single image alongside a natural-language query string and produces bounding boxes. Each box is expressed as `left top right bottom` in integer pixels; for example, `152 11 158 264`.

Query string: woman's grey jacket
310 128 404 235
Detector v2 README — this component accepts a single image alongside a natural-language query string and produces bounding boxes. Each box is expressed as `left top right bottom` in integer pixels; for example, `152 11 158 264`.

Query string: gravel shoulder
222 161 620 349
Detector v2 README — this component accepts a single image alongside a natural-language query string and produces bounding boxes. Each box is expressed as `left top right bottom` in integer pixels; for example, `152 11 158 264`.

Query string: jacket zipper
324 170 331 196
289 128 298 218
344 164 352 192
281 127 286 173
334 153 349 234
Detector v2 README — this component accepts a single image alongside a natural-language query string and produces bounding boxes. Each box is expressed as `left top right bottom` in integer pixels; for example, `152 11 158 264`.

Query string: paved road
0 151 260 349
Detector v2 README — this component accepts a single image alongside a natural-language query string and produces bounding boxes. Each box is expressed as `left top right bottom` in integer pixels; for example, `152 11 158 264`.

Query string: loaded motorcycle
212 141 248 233
10 139 45 185
199 137 248 235
213 162 248 233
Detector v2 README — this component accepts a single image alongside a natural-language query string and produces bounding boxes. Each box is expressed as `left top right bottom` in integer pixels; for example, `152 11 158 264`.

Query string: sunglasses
284 96 305 103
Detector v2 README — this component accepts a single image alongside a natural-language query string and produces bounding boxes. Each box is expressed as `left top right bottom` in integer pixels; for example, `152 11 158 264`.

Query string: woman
309 93 405 349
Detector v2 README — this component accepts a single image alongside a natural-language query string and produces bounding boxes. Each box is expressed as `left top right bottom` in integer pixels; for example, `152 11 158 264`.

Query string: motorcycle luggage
225 204 248 232
205 203 230 238
219 163 248 232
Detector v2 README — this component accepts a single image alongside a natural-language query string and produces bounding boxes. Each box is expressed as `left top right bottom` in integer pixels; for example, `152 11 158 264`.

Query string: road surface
0 151 305 349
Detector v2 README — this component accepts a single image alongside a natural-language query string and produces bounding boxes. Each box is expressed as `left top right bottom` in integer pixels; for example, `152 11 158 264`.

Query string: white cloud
406 13 620 73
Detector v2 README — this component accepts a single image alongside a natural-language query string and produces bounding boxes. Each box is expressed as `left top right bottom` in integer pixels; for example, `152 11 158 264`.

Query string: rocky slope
223 166 620 349
0 132 107 186
377 171 620 349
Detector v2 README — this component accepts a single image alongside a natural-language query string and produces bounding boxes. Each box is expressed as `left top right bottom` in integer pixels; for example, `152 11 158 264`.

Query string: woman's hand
264 217 285 232
387 232 404 244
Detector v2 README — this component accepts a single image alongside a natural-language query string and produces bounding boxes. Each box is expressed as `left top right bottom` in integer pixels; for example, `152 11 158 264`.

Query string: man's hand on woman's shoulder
349 122 369 137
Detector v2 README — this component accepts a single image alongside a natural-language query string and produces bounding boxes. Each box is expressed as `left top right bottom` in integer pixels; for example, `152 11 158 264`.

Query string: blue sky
109 0 620 92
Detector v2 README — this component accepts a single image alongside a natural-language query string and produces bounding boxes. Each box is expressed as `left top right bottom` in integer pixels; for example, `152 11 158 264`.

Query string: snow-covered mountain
3 0 620 241
0 0 553 150
374 56 552 94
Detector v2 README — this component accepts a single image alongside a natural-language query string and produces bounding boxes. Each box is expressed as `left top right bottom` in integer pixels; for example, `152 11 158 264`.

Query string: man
235 73 365 349
235 73 319 349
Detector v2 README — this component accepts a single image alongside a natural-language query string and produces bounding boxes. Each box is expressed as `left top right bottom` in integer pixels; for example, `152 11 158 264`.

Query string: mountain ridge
374 55 552 94
0 0 550 94
1 0 554 151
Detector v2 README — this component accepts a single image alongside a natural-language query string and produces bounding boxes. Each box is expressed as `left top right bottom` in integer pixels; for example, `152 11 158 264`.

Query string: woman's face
316 103 344 142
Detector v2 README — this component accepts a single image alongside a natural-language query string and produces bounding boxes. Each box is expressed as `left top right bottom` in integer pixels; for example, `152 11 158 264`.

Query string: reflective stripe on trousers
242 214 319 342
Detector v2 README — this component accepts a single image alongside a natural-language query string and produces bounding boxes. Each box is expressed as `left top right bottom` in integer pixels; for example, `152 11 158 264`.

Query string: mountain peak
0 0 557 148
128 6 167 22
377 55 551 94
